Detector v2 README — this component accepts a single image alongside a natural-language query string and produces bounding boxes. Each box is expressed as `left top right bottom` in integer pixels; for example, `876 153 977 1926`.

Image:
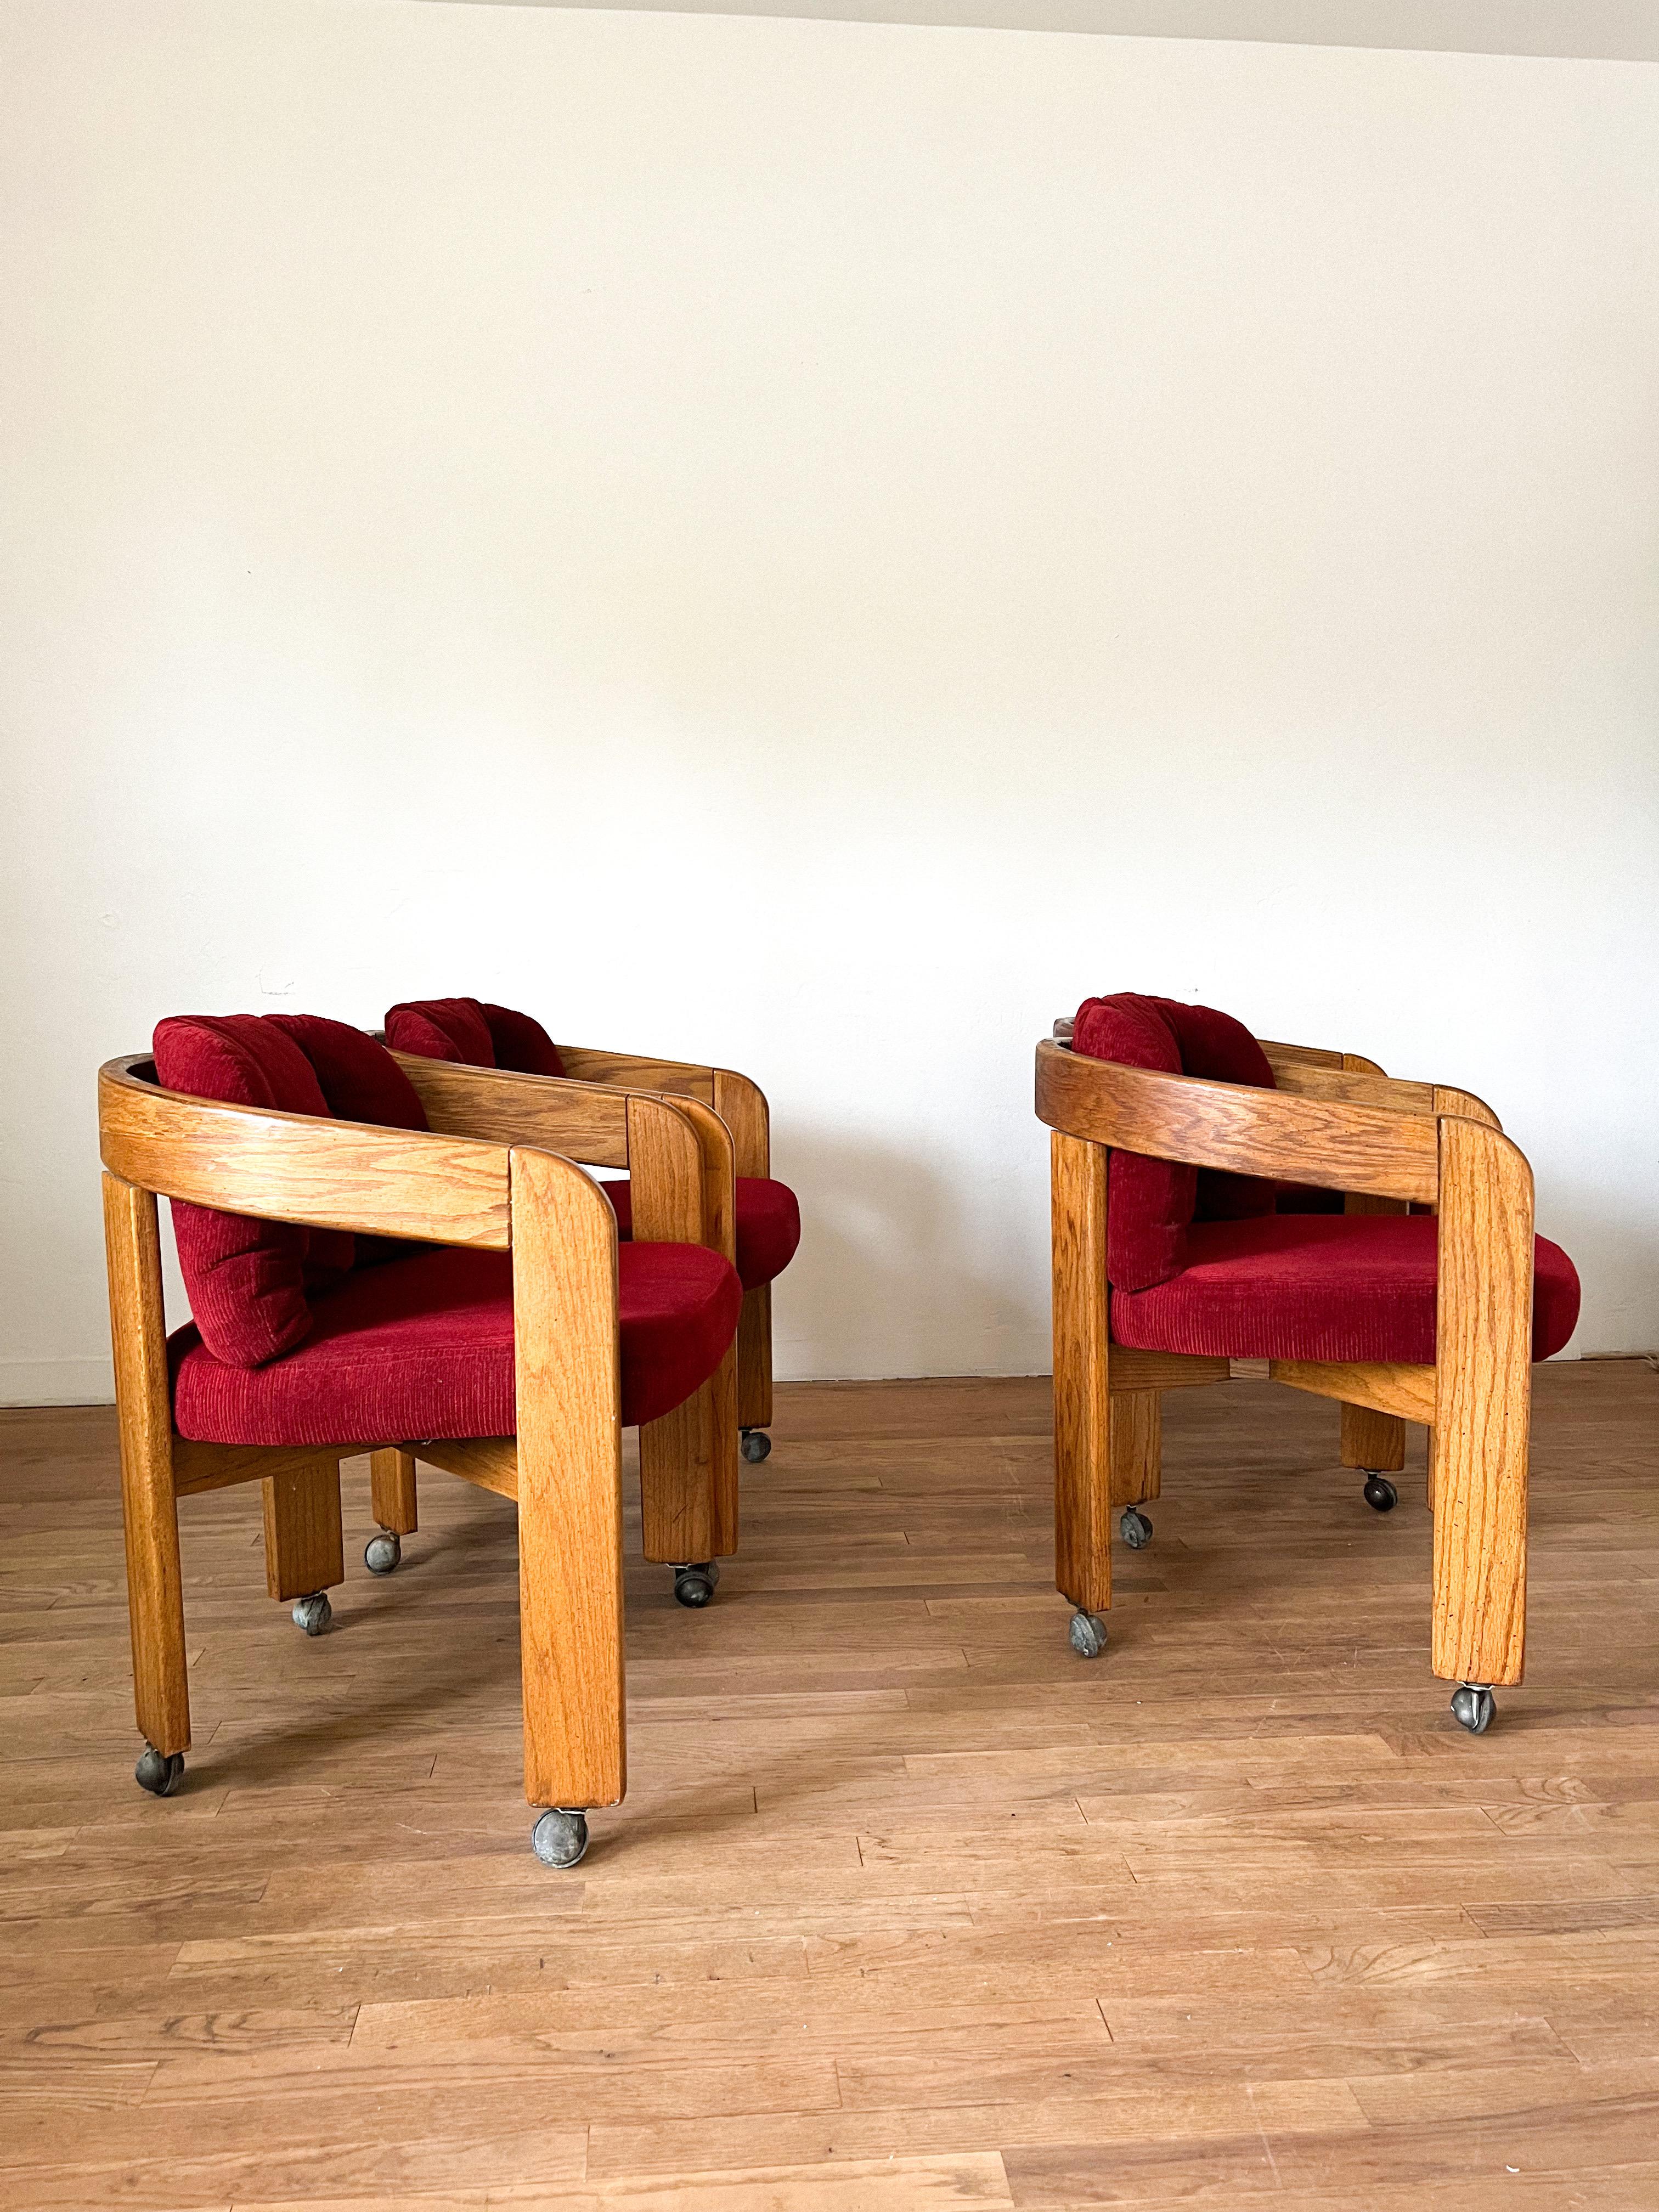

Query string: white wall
3 0 1656 1402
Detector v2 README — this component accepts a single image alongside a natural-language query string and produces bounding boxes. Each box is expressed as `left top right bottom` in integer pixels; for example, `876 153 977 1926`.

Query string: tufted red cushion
384 997 496 1068
480 1003 566 1079
1109 1212 1581 1365
152 1015 345 1368
603 1175 801 1291
267 1014 428 1131
1070 995 1194 1292
170 1240 741 1445
1152 998 1280 1224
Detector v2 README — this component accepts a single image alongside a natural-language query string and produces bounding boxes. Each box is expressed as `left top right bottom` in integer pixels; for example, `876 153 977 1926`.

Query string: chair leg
1109 1391 1160 1549
262 1459 345 1631
370 1448 418 1536
640 1340 737 1579
1342 1402 1406 1511
512 1149 627 1852
1431 1119 1534 1724
103 1173 190 1771
1052 1133 1112 1643
737 1282 773 1455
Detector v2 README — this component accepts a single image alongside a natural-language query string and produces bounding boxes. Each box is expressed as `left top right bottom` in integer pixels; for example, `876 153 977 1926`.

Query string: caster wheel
672 1562 719 1609
531 1808 590 1868
364 1529 402 1576
292 1592 332 1637
1451 1684 1496 1735
1119 1506 1153 1549
1068 1609 1108 1660
741 1429 772 1464
134 1745 184 1797
1363 1474 1398 1513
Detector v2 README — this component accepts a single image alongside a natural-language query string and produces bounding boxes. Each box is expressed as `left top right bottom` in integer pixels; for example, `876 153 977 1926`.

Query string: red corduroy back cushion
384 997 495 1067
152 1014 430 1367
480 1003 566 1078
384 997 567 1079
1069 994 1279 1290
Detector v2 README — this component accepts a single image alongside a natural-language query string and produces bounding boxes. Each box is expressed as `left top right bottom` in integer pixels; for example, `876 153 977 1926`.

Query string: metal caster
364 1529 402 1576
1451 1684 1496 1735
134 1744 184 1797
1119 1506 1153 1549
292 1592 332 1636
741 1429 772 1464
1362 1473 1398 1512
672 1561 719 1608
531 1808 590 1867
1069 1609 1108 1660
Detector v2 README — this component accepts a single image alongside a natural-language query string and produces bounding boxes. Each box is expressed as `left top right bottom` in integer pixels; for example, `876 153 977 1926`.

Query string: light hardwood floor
2 1363 1657 2210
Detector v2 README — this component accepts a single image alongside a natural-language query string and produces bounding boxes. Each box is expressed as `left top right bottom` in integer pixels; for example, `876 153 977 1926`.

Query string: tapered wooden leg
512 1148 626 1812
1109 1391 1161 1505
737 1283 772 1431
370 1448 419 1536
1052 1133 1111 1616
1341 1402 1406 1475
103 1173 190 1758
262 1460 345 1601
1430 1119 1534 1689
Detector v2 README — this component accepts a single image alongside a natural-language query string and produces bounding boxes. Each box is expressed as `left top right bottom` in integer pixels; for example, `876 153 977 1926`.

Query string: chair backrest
385 997 566 1079
150 1014 427 1368
1069 994 1280 1290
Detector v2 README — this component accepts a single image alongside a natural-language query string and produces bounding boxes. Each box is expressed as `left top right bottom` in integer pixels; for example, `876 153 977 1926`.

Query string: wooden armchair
1036 1003 1581 1735
99 1023 743 1865
383 999 799 1469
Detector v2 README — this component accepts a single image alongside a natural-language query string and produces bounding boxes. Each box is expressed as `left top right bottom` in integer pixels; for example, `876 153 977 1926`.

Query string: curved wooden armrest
1262 1043 1500 1131
99 1058 512 1249
392 1054 738 1263
552 1046 771 1180
1035 1039 1440 1204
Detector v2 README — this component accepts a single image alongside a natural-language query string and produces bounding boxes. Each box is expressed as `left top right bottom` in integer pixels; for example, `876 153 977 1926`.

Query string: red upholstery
478 1002 566 1079
1110 1212 1581 1365
172 1240 741 1446
602 1176 801 1291
383 998 566 1079
267 1014 427 1131
151 1015 357 1367
1070 992 1284 1290
383 997 494 1067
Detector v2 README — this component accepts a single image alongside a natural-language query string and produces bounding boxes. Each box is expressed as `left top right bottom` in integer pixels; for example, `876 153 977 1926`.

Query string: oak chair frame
1036 1034 1536 1720
392 1035 780 1443
98 1052 741 1851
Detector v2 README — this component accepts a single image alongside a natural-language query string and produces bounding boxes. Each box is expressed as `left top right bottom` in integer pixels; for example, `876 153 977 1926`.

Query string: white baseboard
0 1356 115 1408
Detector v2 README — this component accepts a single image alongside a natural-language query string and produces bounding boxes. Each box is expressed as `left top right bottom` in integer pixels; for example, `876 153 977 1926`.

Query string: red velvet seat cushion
384 998 566 1079
171 1240 741 1446
1109 1213 1581 1365
601 1176 801 1291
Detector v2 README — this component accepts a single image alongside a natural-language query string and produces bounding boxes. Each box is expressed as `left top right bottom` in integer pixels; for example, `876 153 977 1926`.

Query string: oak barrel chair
1038 994 1581 1735
99 1014 743 1865
384 998 800 1516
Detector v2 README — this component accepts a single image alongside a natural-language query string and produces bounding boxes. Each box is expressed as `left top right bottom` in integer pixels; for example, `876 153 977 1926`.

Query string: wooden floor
2 1363 1658 2210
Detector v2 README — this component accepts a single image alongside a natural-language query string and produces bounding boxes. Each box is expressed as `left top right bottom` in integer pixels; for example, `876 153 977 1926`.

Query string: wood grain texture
1036 1041 1439 1204
1107 1346 1230 1395
737 1282 774 1433
260 1461 345 1603
557 1046 716 1106
1109 1391 1161 1506
630 1097 731 1565
1 1363 1655 2208
415 1436 519 1502
1268 1063 1435 1115
1341 1402 1408 1476
391 1051 631 1167
171 1439 364 1499
102 1171 189 1758
1434 1085 1502 1131
1270 1360 1437 1427
712 1069 771 1181
99 1059 511 1249
1260 1039 1345 1072
1050 1132 1111 1615
1431 1118 1536 1688
510 1146 627 1811
369 1448 418 1536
